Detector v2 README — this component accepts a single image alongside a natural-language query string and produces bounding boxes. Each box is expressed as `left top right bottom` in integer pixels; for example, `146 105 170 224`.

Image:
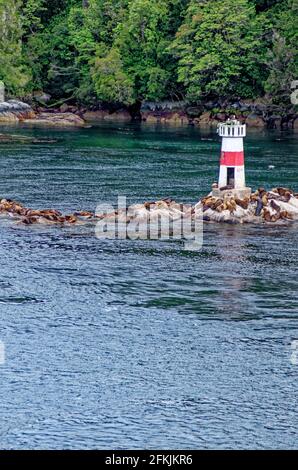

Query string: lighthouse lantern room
212 119 251 199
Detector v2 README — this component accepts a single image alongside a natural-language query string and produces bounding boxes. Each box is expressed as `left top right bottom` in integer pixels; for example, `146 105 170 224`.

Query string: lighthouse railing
217 123 246 137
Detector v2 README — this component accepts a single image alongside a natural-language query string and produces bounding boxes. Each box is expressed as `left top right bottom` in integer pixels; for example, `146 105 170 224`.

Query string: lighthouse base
212 187 252 200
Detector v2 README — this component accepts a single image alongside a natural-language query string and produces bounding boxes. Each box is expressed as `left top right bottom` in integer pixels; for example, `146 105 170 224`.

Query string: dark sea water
0 122 297 449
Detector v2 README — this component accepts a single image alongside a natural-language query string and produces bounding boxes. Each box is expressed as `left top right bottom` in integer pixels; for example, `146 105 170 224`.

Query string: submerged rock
0 133 57 144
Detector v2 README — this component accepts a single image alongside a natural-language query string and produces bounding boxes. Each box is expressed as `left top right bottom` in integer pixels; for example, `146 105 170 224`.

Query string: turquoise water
0 122 297 449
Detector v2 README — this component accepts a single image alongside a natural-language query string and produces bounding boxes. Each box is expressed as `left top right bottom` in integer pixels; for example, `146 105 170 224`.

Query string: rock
213 112 226 122
142 111 188 125
60 103 70 113
195 111 212 126
164 113 188 124
83 109 131 122
33 92 51 105
140 101 189 124
267 115 282 129
253 103 268 115
0 112 19 123
186 106 204 118
0 100 36 122
204 101 218 110
0 134 57 144
231 102 242 110
141 101 187 113
83 110 107 120
239 103 251 112
103 110 132 121
142 113 160 123
22 112 85 127
245 113 265 127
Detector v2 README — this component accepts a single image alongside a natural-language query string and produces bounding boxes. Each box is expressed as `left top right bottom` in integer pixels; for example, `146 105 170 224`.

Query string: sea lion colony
0 187 298 228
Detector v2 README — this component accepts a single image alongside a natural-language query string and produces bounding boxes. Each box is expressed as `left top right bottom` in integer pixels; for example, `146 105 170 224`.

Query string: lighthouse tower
213 119 251 199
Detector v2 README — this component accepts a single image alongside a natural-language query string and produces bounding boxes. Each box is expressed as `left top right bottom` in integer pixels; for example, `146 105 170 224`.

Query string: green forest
0 0 297 107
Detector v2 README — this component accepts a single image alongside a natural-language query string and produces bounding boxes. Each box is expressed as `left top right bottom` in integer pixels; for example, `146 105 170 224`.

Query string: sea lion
212 199 223 210
144 201 155 210
64 215 78 224
74 210 94 218
21 216 38 225
225 199 237 213
255 198 263 216
261 194 268 206
280 210 293 220
250 192 259 202
280 191 292 202
263 208 272 222
235 197 249 209
277 187 292 197
270 200 281 212
162 197 173 205
215 203 224 213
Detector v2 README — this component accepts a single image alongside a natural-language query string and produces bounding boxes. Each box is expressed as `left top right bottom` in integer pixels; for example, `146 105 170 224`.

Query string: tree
0 0 31 96
0 0 294 106
171 0 269 102
22 0 46 34
262 0 297 105
92 48 135 104
114 0 174 101
265 33 296 104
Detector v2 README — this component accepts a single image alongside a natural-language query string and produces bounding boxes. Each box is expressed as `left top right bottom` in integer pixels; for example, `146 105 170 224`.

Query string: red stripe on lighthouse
220 151 244 166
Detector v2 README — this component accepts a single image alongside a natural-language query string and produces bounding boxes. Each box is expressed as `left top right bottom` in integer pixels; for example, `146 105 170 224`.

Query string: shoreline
1 98 297 130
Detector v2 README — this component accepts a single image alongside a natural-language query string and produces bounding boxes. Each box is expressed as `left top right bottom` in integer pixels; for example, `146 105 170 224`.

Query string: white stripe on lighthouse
221 138 244 152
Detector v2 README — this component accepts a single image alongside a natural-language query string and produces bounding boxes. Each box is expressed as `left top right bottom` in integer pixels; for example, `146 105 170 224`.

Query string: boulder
195 111 212 126
0 112 19 123
0 100 36 122
142 113 160 123
83 109 131 122
22 112 85 127
60 103 71 113
141 101 187 113
186 106 204 118
103 110 131 121
245 113 265 127
160 113 188 125
214 112 226 122
239 103 251 112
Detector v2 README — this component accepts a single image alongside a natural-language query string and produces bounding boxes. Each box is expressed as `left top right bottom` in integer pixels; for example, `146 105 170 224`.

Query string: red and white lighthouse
213 119 251 198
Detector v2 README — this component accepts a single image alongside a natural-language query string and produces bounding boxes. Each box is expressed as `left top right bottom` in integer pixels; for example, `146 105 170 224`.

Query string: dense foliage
0 0 297 106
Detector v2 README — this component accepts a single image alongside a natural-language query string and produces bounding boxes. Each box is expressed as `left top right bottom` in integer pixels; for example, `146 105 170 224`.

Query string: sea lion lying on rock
0 187 297 228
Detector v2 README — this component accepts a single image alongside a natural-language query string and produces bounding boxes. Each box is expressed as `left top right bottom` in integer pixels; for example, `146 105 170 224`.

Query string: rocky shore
137 100 298 129
0 98 297 129
68 100 298 129
0 100 85 127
